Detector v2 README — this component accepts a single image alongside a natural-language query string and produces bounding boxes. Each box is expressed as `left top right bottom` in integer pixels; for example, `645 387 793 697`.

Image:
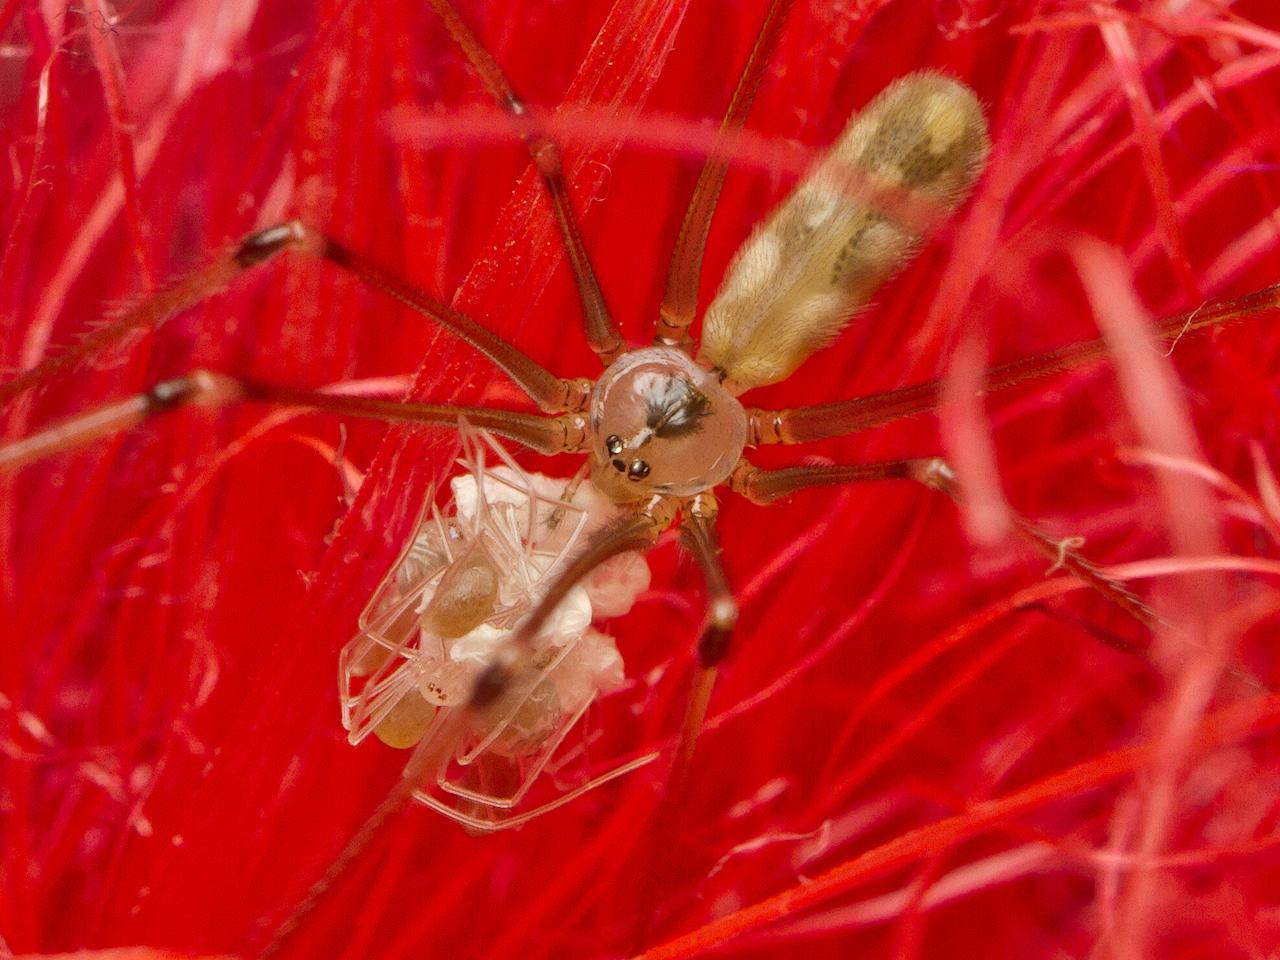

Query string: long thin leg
745 283 1280 445
672 496 738 778
2 222 592 415
655 0 794 352
0 240 257 407
254 777 417 960
469 502 673 707
0 369 589 473
428 0 624 365
310 227 592 412
730 456 1159 630
640 497 736 942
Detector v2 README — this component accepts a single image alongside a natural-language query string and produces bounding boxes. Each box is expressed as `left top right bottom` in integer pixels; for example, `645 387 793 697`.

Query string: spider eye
605 434 623 456
627 460 651 481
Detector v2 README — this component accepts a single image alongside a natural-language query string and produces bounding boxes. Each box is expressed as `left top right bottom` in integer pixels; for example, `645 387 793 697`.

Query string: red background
2 1 1279 957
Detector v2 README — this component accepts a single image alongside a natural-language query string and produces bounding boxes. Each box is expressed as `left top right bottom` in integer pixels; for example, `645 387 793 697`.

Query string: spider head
588 347 747 503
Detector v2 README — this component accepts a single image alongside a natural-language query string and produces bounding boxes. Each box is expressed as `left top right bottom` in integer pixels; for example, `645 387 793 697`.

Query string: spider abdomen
698 71 990 394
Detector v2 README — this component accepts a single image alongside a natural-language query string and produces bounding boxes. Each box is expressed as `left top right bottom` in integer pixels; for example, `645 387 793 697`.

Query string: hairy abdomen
698 72 990 394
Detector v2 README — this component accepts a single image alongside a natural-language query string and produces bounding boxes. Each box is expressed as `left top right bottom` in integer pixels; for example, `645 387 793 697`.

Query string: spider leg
2 221 593 415
305 227 592 412
655 0 794 354
469 501 673 707
729 456 1160 635
0 368 590 473
745 283 1280 445
428 0 624 366
254 776 418 960
0 227 276 407
671 496 737 781
638 497 735 941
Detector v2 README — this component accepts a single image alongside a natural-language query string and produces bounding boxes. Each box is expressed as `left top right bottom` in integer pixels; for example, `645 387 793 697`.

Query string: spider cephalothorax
588 347 747 501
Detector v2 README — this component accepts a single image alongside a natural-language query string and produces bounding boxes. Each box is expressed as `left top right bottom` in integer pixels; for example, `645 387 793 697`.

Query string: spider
2 0 1280 957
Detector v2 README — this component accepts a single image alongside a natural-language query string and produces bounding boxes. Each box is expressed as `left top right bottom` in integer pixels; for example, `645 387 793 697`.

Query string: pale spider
4 2 1280 950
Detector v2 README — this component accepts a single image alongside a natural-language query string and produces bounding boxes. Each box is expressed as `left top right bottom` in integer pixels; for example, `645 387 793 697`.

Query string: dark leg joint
314 233 351 269
697 596 738 667
910 457 956 494
470 661 512 710
530 137 563 178
234 221 306 268
145 370 244 413
145 377 199 413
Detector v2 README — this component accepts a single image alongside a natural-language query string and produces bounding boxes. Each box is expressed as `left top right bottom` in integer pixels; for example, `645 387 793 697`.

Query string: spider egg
374 689 438 749
422 543 499 638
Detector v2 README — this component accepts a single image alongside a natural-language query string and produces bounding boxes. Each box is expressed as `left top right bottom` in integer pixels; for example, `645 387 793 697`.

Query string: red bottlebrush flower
3 0 1280 958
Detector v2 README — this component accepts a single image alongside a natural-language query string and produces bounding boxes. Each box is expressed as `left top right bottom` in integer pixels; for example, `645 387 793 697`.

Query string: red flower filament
2 1 1279 958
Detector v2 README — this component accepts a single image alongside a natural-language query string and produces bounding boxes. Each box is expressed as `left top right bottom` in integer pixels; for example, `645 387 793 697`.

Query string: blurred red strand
2 0 1279 957
637 689 1280 960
